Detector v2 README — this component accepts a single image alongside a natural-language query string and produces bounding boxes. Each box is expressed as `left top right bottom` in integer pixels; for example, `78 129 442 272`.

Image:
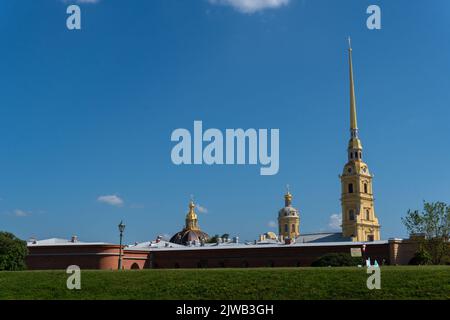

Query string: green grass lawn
0 266 449 300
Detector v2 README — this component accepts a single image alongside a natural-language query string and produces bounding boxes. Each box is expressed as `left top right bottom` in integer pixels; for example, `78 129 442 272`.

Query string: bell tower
340 38 381 242
278 186 300 240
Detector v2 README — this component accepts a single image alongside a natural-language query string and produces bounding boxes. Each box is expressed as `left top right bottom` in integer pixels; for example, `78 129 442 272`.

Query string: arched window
364 183 368 193
291 224 296 232
349 210 355 221
348 183 354 193
350 152 353 159
355 152 358 159
284 224 288 232
131 263 140 270
366 209 370 220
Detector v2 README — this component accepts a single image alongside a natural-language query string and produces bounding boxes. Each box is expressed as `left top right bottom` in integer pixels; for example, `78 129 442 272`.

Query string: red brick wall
150 243 391 269
27 245 150 270
27 245 123 270
27 241 419 270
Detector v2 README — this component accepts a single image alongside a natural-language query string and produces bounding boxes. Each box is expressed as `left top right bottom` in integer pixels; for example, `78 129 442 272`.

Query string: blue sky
1 0 450 244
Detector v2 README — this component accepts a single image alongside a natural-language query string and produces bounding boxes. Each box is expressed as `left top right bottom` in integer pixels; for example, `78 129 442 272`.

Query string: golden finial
185 194 199 230
189 194 195 208
284 185 292 206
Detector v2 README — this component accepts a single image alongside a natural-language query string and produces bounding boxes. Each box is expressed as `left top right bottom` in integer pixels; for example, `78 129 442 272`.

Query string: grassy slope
0 266 449 300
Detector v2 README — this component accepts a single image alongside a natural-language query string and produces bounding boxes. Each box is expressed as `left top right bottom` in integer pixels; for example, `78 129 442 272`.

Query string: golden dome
170 198 210 245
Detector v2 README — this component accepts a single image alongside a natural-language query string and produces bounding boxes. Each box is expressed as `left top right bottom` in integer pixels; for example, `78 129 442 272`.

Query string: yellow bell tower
278 186 300 240
340 38 381 242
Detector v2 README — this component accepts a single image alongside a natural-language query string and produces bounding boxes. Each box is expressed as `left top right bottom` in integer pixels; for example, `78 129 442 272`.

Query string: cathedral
26 41 394 271
168 40 381 244
272 39 381 243
339 40 381 242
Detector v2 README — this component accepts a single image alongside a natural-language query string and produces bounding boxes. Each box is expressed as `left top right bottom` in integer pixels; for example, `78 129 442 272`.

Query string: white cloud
14 209 30 217
328 214 342 231
267 220 277 228
196 204 208 214
97 195 124 207
209 0 290 13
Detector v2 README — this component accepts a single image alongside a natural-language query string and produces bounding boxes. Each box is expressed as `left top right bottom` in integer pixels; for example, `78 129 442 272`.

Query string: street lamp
118 221 126 270
362 243 367 266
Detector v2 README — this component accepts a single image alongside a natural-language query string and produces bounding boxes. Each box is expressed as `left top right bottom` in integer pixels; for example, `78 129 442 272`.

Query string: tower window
350 152 353 159
355 152 358 159
284 224 288 232
348 183 354 193
349 210 355 221
366 209 370 220
291 224 296 232
364 183 368 193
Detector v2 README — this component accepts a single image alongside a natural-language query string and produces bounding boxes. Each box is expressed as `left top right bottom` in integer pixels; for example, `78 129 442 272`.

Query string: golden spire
284 184 292 207
185 196 199 230
348 37 358 137
346 37 363 161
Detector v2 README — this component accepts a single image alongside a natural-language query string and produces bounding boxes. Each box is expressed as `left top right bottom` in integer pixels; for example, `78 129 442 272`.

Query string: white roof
27 238 111 247
126 240 184 251
142 239 390 252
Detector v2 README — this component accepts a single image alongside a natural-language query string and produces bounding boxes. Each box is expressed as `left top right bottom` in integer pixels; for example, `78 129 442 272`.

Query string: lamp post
118 221 126 270
362 243 367 266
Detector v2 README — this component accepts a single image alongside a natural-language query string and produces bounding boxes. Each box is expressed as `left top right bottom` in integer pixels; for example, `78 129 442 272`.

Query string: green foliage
206 234 230 243
221 234 230 241
311 253 362 267
206 234 219 243
402 201 450 264
409 250 432 265
0 267 449 300
0 232 28 271
440 255 450 265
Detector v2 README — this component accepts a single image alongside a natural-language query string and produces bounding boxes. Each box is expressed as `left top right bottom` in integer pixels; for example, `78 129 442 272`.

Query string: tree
402 201 450 264
206 233 231 244
0 232 28 271
311 253 362 267
207 234 219 244
408 249 432 265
